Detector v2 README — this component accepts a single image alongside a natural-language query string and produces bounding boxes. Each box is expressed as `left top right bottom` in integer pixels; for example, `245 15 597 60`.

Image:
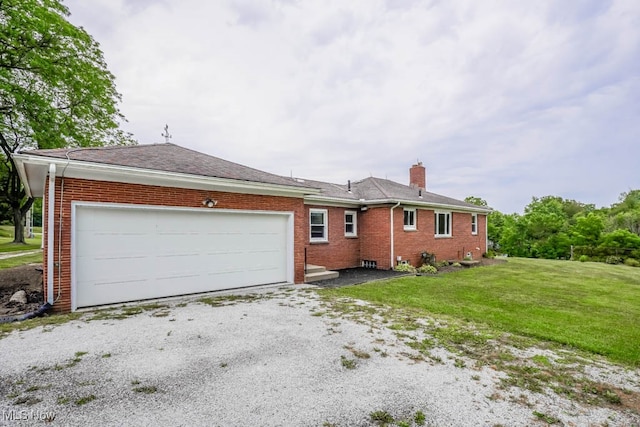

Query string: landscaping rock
9 290 27 305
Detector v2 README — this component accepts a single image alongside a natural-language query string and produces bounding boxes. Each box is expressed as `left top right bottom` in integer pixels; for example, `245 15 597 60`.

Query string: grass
132 385 158 394
340 355 357 369
0 312 82 340
0 251 42 269
0 241 41 252
319 258 640 367
74 394 96 406
0 225 42 252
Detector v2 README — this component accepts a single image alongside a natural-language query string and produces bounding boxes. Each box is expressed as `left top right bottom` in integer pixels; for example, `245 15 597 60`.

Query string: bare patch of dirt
0 263 44 316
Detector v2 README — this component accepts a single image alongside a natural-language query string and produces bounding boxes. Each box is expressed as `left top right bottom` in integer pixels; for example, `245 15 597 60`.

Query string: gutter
363 198 493 214
47 163 55 305
390 202 401 270
305 195 492 214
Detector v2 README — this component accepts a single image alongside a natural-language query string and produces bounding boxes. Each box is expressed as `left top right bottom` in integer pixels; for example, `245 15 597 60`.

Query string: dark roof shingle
306 176 489 211
25 143 311 189
24 143 488 210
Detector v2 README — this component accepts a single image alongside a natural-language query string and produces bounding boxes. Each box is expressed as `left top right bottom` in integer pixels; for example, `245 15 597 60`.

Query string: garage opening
72 203 292 310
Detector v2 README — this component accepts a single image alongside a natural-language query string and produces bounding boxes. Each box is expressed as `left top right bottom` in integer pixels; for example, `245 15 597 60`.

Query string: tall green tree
570 212 605 247
464 196 488 207
497 213 529 257
608 190 640 235
0 0 133 243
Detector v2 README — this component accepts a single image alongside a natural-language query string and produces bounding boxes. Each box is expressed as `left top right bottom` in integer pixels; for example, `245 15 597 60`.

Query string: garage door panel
74 205 290 309
78 235 151 257
77 258 154 286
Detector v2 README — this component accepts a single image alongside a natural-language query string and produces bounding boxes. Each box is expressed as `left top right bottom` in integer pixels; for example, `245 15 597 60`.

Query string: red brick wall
304 206 360 270
43 177 306 313
393 209 487 267
306 204 488 271
359 207 392 269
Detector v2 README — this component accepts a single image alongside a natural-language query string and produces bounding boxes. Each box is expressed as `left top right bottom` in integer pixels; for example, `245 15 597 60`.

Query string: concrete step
305 264 327 274
304 270 339 283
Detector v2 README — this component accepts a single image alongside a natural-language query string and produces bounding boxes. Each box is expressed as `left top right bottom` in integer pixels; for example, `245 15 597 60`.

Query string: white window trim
435 211 452 237
471 213 478 235
344 210 357 237
309 209 328 242
403 208 417 231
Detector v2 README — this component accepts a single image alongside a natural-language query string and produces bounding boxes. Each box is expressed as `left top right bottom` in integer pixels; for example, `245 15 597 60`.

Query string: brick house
13 143 490 312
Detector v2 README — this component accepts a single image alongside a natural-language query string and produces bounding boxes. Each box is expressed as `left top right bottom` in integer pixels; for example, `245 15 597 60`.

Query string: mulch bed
312 268 410 288
313 258 506 288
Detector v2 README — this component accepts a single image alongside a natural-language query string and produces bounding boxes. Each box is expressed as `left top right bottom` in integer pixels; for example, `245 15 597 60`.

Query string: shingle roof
357 177 486 209
23 143 488 211
285 178 361 201
304 176 490 211
25 143 311 189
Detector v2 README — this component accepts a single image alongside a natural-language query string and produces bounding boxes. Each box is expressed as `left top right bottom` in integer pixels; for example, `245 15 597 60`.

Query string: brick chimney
409 162 426 189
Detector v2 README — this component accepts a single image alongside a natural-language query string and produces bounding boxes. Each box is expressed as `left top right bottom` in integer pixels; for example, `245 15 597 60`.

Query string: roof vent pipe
347 180 351 193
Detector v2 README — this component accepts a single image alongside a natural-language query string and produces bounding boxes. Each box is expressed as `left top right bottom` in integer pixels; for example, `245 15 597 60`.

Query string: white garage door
73 204 291 309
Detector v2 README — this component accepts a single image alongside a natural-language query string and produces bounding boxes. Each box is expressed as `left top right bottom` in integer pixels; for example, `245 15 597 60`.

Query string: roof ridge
83 142 170 151
368 177 391 198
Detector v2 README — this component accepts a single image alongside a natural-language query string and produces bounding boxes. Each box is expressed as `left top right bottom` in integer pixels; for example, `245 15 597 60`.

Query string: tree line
467 191 640 264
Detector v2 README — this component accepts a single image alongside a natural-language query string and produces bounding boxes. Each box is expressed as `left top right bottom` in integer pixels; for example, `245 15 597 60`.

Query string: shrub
452 262 462 267
605 256 623 265
420 251 436 265
417 264 438 274
483 250 496 259
578 255 589 262
436 260 450 267
624 258 640 267
394 263 416 273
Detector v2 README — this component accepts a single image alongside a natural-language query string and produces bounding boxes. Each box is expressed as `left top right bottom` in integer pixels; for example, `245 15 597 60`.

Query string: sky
63 0 640 214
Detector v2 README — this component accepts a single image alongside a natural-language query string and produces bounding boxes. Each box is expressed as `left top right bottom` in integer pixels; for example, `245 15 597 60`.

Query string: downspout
485 213 489 254
47 163 56 305
389 202 401 269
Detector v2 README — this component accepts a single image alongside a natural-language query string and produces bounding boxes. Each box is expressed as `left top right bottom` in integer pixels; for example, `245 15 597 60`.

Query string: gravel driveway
0 286 638 426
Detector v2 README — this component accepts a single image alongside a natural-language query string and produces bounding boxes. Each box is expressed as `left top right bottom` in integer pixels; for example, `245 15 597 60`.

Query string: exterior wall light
203 198 218 208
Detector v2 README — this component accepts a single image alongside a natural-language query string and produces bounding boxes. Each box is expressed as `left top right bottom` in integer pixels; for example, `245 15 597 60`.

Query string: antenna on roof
161 124 172 143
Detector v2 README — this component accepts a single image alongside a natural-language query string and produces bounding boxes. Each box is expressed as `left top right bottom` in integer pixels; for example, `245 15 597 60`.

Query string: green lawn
0 225 42 252
320 258 640 367
0 252 43 269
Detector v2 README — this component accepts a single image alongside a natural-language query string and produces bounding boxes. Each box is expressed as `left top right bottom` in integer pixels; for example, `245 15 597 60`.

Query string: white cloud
64 0 640 213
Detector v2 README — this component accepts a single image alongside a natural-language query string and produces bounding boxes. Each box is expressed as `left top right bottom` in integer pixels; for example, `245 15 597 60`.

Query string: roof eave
303 193 492 213
362 198 493 213
12 153 320 198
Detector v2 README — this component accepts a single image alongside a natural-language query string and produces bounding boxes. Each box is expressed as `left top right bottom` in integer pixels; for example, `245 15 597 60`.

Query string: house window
435 211 451 237
310 209 328 242
471 213 478 235
344 211 357 237
403 209 416 230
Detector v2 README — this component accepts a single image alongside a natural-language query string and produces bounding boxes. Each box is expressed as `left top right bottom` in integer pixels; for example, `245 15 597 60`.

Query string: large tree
0 0 133 243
